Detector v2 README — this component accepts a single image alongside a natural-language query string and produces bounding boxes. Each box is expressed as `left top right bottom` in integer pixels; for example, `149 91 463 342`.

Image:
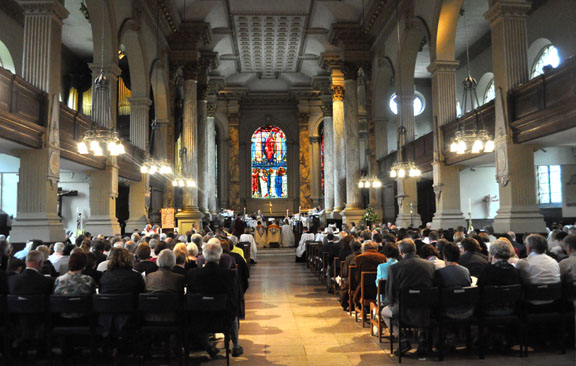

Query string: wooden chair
370 279 387 343
237 241 251 267
332 259 344 295
320 251 329 284
348 265 357 316
354 271 377 327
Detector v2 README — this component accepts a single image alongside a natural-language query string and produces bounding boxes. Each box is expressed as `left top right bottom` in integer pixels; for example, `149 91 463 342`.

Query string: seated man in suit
8 250 54 295
353 242 387 303
382 239 435 356
187 241 243 358
458 238 489 278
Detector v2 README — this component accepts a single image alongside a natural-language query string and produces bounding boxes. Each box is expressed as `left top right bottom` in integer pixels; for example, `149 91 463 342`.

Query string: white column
88 63 121 129
395 178 422 228
486 0 545 233
321 101 334 213
129 97 152 151
197 90 209 214
176 62 203 232
341 63 364 224
207 102 218 214
332 85 346 216
85 162 121 236
309 136 322 207
11 0 68 242
125 175 150 233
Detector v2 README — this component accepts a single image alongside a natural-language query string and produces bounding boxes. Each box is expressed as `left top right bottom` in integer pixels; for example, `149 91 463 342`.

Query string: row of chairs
0 293 233 366
302 246 576 362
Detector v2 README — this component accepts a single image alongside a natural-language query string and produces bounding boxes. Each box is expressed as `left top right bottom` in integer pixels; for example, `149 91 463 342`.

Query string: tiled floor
203 249 575 365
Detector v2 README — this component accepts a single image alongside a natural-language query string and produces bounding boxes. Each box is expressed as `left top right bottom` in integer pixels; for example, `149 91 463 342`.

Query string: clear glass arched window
531 45 560 78
483 79 495 104
251 125 287 199
389 92 425 116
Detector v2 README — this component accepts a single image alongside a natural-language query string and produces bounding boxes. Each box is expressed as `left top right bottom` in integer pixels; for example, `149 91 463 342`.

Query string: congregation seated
458 237 489 277
239 227 258 263
99 247 145 295
37 244 58 277
220 237 249 293
560 234 576 281
146 249 185 295
340 239 361 310
54 251 96 297
435 242 473 319
8 250 54 295
134 242 158 275
353 242 387 302
419 243 445 270
197 238 237 270
186 241 244 358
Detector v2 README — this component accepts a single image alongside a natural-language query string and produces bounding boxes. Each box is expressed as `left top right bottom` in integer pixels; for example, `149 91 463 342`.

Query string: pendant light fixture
449 0 494 155
78 15 125 157
388 0 421 180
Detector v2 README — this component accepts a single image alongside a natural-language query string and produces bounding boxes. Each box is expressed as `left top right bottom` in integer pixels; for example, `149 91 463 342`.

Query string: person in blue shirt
376 242 400 304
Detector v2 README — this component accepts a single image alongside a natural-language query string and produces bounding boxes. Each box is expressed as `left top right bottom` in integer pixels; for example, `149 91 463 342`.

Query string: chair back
238 242 251 262
523 283 562 302
50 295 92 314
139 293 183 313
480 284 522 308
360 272 378 301
348 265 358 291
440 286 480 308
7 294 48 314
563 281 576 301
92 294 136 313
187 293 227 312
399 287 439 308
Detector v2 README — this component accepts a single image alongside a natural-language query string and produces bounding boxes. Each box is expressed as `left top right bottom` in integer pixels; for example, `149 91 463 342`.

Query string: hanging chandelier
389 126 422 179
141 156 172 175
358 176 383 189
171 175 196 188
449 0 494 155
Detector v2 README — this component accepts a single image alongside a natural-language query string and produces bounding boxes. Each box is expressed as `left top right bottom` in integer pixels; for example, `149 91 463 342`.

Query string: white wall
460 167 500 219
0 173 18 217
59 171 90 235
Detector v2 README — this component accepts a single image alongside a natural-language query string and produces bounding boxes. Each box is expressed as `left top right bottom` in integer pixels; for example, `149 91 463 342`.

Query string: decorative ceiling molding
233 15 306 78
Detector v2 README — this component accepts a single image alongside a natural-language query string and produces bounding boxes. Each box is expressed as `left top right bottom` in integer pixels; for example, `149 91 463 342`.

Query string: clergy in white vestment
281 219 295 247
239 228 258 263
296 227 315 259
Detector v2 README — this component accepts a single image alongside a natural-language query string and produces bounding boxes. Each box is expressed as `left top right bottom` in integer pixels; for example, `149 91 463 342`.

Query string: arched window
251 125 287 199
389 91 425 116
483 79 495 104
0 41 16 74
531 45 560 78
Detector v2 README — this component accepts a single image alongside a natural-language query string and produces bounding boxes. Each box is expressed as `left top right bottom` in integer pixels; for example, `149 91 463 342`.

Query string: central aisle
227 249 389 366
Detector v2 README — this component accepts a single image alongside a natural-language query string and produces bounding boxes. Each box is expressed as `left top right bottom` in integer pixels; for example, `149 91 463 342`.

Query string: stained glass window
538 165 562 205
251 125 288 199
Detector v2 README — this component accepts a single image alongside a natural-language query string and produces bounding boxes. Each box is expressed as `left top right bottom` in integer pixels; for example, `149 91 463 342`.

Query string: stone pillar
218 135 230 209
228 112 241 212
321 101 334 213
176 63 203 232
207 102 218 214
397 93 415 142
429 60 466 229
85 162 121 236
331 84 346 217
197 82 209 215
125 175 149 233
309 136 322 207
153 119 169 159
299 113 312 209
395 178 421 228
340 63 364 224
128 97 152 151
11 0 68 243
486 0 545 233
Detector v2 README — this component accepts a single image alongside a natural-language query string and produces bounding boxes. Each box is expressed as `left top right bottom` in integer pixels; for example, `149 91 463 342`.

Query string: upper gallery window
483 79 495 105
389 92 425 116
531 45 560 78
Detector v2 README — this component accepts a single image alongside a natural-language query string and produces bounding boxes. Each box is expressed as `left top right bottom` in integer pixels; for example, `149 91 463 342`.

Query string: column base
431 210 466 230
10 215 65 243
125 216 148 234
395 213 422 229
340 205 364 225
330 207 344 220
493 207 546 233
85 216 121 237
176 207 204 233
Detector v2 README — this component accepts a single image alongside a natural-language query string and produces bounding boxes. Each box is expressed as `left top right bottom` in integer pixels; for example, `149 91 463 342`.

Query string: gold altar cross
269 201 272 214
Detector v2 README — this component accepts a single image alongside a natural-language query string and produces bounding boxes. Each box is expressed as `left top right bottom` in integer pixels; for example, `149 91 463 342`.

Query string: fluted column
85 162 121 236
331 84 346 216
11 0 68 243
125 175 150 233
176 62 203 232
218 135 230 209
428 60 466 229
341 63 364 224
153 119 169 159
486 0 545 233
395 178 422 228
128 97 152 151
321 101 334 213
228 112 241 212
197 82 209 214
207 102 218 214
88 63 121 129
309 136 322 207
397 94 415 142
299 113 312 209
